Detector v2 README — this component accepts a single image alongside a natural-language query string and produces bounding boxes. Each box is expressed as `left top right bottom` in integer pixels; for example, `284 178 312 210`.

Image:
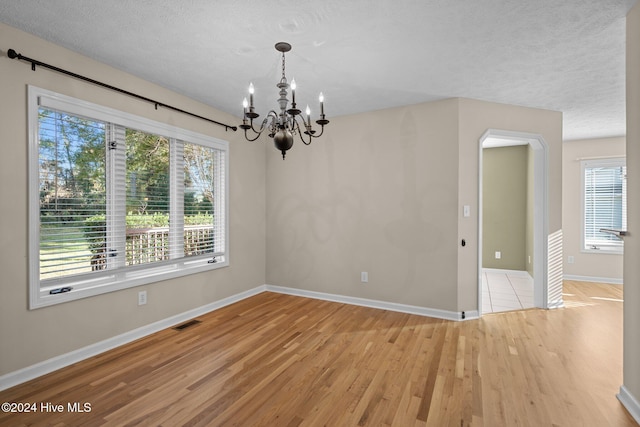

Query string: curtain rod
7 48 237 132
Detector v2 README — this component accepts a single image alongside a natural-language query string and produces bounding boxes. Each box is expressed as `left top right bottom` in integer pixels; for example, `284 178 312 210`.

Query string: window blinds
37 107 227 284
38 109 107 281
584 162 626 249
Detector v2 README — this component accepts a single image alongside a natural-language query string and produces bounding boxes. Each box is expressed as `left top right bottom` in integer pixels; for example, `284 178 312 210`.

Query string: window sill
31 257 228 310
580 248 624 256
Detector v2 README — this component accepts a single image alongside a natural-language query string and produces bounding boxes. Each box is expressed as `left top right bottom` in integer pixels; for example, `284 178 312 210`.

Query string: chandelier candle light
240 42 329 159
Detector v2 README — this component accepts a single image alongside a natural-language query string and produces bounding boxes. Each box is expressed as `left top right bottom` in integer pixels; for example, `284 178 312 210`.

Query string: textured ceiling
0 0 636 140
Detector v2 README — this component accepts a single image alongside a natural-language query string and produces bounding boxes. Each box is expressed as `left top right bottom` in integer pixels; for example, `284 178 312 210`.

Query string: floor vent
173 319 201 331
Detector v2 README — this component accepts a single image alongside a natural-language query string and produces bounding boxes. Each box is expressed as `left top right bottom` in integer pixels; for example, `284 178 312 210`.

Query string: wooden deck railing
91 225 214 269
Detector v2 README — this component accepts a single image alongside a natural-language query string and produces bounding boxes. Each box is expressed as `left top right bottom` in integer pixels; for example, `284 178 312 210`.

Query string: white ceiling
1 0 636 140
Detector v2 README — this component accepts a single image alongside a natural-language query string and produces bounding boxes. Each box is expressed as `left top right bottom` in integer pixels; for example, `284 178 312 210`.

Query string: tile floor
482 269 535 314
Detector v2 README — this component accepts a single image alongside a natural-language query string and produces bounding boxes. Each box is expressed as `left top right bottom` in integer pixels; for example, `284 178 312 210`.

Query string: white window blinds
30 86 229 308
583 159 626 251
38 109 107 281
183 142 226 259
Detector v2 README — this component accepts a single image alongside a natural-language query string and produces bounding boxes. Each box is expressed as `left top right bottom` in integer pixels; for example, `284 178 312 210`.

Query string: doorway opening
478 129 549 315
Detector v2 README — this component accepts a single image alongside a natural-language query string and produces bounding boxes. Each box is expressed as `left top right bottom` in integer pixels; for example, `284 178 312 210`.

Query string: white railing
126 225 214 264
91 225 214 268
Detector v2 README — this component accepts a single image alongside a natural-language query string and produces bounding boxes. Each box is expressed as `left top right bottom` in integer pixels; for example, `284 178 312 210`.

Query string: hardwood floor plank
0 282 636 426
416 321 447 422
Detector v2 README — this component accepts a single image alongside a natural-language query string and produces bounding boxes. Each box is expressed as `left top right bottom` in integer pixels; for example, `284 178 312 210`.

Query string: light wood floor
0 281 636 426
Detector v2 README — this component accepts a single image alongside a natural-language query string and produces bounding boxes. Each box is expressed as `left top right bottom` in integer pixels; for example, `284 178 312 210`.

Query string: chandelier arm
292 117 313 145
311 125 326 138
295 117 327 141
248 111 279 134
248 118 268 135
243 128 264 142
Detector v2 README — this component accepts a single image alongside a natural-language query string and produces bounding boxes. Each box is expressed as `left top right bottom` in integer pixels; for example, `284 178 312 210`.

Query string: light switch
463 205 470 217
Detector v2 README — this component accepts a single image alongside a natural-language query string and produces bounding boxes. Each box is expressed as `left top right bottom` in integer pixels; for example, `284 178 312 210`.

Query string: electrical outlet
361 272 368 283
138 290 147 306
495 251 501 259
528 255 531 264
568 256 575 264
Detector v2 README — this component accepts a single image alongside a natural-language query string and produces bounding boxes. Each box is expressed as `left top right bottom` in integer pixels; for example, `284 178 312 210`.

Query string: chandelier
240 42 329 159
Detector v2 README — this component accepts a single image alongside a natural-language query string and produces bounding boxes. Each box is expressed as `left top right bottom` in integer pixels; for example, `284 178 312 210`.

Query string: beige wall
624 0 640 410
0 23 266 376
482 145 528 270
266 97 562 314
266 99 461 311
562 137 625 282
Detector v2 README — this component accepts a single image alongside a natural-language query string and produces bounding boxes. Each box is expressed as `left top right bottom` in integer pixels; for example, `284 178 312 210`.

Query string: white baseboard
0 284 477 392
618 385 640 424
564 274 623 285
546 300 565 310
0 285 267 392
265 284 477 321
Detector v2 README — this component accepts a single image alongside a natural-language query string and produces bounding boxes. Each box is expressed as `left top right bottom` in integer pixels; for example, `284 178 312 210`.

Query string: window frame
28 86 229 309
581 157 626 255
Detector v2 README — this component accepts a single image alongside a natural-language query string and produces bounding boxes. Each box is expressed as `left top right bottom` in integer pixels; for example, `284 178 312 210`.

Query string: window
582 158 626 253
29 86 228 308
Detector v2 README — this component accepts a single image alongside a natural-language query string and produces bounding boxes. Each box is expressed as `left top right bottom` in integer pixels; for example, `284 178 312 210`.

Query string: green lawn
40 224 94 280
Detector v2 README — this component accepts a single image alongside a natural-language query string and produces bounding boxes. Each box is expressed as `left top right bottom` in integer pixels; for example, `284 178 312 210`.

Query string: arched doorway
478 129 550 314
